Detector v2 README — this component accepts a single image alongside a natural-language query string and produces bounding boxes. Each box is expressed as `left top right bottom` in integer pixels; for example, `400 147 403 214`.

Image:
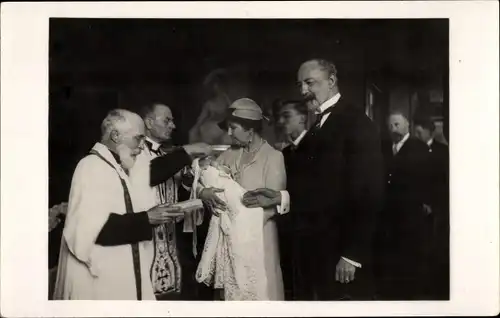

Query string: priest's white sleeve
62 157 113 275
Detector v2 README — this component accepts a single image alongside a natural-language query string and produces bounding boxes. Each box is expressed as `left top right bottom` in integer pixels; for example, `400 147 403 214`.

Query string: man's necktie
392 143 398 155
312 107 335 130
146 140 176 156
145 140 160 155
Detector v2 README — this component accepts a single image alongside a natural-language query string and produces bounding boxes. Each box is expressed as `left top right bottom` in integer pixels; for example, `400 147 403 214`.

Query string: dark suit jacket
381 137 432 242
279 144 302 234
428 141 449 213
426 140 449 258
286 97 385 266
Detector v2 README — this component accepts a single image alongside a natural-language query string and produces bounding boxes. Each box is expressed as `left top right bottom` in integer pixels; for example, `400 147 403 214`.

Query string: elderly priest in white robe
53 109 212 300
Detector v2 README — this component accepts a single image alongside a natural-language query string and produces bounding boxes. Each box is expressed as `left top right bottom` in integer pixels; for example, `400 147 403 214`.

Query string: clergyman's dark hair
414 116 436 132
274 99 308 117
139 102 171 120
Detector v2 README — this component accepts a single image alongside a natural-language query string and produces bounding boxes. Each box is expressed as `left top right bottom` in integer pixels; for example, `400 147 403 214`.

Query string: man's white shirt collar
316 93 341 114
394 132 410 154
427 138 434 147
146 137 161 151
291 130 308 147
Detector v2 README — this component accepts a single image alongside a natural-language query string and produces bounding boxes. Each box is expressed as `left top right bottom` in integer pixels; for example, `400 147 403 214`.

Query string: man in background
375 111 433 300
414 115 450 299
274 99 309 300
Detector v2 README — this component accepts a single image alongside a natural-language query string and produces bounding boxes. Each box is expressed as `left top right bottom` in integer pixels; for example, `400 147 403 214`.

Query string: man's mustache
302 93 315 101
391 132 403 140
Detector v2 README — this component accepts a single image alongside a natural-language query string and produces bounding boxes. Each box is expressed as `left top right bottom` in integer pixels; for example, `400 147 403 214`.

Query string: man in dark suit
243 59 385 300
274 99 309 300
375 111 434 300
414 116 450 299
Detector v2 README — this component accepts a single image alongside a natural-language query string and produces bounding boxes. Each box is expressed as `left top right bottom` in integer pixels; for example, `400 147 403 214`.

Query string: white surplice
53 143 155 300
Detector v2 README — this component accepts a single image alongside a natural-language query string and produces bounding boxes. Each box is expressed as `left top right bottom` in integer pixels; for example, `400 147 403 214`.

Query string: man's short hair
309 58 338 78
414 116 436 132
139 102 169 120
101 109 130 140
388 110 410 122
273 99 309 118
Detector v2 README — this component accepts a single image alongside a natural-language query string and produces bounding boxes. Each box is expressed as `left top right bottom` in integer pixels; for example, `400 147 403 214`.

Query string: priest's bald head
101 109 146 170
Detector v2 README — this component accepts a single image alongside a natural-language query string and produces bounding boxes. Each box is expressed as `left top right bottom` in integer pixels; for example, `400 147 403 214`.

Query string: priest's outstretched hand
147 204 183 225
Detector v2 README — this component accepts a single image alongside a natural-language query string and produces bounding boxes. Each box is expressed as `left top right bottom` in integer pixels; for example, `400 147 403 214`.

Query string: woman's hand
199 187 226 216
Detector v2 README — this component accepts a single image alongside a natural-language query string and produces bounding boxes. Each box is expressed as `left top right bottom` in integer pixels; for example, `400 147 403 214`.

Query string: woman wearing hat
198 98 288 300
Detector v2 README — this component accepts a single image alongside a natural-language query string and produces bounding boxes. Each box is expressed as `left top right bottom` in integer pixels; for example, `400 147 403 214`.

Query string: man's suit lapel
308 97 347 137
395 138 414 159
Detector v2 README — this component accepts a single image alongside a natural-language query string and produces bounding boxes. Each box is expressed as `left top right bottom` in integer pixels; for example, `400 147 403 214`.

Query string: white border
1 1 499 317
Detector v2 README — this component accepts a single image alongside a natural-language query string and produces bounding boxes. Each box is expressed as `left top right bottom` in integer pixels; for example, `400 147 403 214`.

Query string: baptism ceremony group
50 58 449 301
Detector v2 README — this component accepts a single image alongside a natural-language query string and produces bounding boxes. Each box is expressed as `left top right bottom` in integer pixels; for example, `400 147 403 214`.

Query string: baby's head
198 155 217 169
197 155 232 176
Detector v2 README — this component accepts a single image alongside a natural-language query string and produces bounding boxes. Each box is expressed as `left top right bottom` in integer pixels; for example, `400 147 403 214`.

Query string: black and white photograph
1 1 499 317
47 17 451 302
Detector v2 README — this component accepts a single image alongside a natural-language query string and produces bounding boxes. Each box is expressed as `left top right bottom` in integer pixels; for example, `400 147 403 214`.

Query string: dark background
49 18 449 207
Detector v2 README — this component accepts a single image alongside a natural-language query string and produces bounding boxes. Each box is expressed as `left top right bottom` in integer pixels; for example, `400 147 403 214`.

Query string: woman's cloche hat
218 98 268 130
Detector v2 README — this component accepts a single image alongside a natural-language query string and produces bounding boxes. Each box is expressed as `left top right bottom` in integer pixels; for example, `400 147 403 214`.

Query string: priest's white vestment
53 143 155 300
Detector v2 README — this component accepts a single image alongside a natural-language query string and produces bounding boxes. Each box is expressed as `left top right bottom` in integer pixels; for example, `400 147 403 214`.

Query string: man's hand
335 258 356 284
242 188 282 209
199 187 226 216
147 204 183 225
182 143 213 158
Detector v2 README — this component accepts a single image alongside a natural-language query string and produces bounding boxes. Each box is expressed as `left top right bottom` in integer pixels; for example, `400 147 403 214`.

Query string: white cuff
276 190 290 215
342 256 362 268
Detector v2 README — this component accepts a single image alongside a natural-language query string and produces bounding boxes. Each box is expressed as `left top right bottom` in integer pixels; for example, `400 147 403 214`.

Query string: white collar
291 130 308 146
146 136 161 151
316 93 341 115
427 138 434 147
92 142 120 167
395 133 410 148
91 142 129 178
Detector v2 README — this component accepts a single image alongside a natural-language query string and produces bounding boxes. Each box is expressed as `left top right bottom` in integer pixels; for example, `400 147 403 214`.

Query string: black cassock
284 98 385 300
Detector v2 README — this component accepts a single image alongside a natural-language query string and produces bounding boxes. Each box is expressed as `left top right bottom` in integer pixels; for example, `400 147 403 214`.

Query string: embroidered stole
149 147 182 296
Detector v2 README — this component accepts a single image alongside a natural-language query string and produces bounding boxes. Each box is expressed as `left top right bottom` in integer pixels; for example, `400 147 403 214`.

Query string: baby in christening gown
193 156 268 300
